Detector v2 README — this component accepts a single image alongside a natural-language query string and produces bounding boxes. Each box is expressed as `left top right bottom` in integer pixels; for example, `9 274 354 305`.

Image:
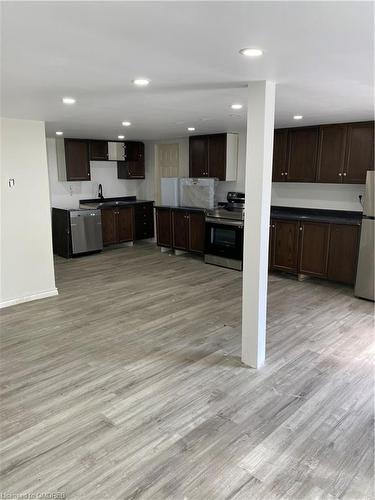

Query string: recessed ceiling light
118 135 125 139
132 78 150 86
56 131 63 135
293 115 303 120
62 97 76 104
239 48 263 57
122 121 131 127
231 104 243 110
187 127 195 132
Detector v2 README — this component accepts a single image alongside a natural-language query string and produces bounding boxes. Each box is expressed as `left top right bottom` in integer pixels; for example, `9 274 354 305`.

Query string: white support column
241 81 276 369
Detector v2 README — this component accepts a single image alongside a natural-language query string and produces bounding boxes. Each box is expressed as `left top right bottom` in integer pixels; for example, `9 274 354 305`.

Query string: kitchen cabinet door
125 141 142 162
344 122 374 183
118 207 134 243
172 211 189 250
208 134 226 180
101 209 118 246
272 129 289 182
156 208 172 247
118 161 145 179
271 219 299 273
134 203 154 240
89 140 108 161
328 224 360 284
118 141 145 179
188 211 205 254
269 222 275 270
316 125 347 183
64 139 90 181
298 222 330 277
189 136 208 177
287 127 319 182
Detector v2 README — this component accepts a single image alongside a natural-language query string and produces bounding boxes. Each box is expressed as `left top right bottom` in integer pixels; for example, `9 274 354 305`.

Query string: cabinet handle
281 172 284 176
338 173 342 177
299 226 303 231
343 172 347 176
284 172 288 176
272 224 275 228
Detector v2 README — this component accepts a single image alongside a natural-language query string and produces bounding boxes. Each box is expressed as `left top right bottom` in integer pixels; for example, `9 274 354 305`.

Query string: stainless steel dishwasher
70 209 103 255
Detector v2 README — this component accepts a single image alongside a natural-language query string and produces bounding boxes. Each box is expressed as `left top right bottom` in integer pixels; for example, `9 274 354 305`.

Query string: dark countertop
80 197 154 209
154 204 206 212
270 206 362 225
155 204 362 224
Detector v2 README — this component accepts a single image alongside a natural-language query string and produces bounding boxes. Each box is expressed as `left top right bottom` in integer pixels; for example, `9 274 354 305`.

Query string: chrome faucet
98 184 104 200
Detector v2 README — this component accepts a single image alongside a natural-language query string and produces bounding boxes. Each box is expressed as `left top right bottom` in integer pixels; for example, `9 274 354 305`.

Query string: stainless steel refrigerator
355 171 374 301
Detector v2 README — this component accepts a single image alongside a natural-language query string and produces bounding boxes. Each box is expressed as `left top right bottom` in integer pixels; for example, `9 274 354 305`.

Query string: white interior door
155 143 179 203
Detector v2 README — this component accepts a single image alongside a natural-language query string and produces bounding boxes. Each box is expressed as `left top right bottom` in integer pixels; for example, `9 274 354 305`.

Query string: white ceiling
1 1 373 141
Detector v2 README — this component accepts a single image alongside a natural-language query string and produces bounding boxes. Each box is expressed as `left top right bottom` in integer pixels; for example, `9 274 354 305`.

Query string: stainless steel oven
205 216 244 270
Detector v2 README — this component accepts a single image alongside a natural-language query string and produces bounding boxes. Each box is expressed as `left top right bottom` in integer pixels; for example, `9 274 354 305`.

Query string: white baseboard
0 288 58 309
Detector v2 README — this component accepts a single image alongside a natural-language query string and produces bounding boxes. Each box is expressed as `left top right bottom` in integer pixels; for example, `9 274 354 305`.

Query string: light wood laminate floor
1 242 374 500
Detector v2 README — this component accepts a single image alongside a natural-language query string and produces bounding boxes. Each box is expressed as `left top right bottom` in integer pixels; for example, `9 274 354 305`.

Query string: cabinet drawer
135 221 154 239
134 204 153 216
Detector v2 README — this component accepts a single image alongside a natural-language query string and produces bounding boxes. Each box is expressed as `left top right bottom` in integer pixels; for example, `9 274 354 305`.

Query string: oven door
205 218 243 260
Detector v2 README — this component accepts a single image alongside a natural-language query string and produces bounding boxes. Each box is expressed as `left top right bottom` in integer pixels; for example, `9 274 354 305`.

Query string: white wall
48 134 364 212
47 138 144 208
271 182 364 211
141 130 363 211
140 132 247 203
138 137 190 202
1 118 57 308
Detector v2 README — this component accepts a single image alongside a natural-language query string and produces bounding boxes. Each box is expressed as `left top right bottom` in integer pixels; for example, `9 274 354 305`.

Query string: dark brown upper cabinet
189 135 209 177
117 141 145 179
287 127 319 182
208 134 226 180
344 122 374 183
89 140 108 161
272 121 374 185
189 133 238 181
272 129 289 181
56 138 90 181
316 125 347 183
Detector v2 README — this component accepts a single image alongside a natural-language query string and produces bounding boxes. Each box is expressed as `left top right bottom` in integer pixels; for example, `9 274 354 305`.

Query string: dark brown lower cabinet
156 208 205 254
269 218 360 286
298 222 330 277
134 203 154 240
101 207 133 246
156 208 172 247
172 210 205 254
172 211 189 250
328 224 360 284
188 212 205 253
101 209 118 246
271 219 299 273
118 207 134 243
